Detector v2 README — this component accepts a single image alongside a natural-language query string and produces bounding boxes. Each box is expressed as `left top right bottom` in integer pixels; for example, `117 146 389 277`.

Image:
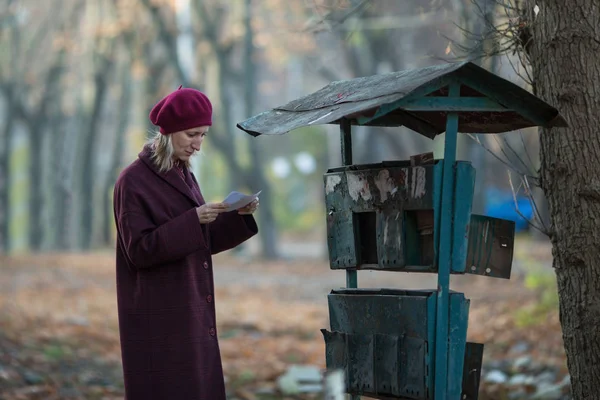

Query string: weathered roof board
237 61 567 139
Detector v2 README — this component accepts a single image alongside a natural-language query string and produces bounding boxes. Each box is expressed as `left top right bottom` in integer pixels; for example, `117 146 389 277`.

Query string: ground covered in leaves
0 238 569 399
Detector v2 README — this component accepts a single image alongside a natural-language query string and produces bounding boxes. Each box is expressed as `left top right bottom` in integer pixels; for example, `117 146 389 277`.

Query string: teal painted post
340 119 358 289
434 82 461 400
340 119 359 400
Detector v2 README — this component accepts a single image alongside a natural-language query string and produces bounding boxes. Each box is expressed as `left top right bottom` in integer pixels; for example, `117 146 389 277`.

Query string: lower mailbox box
321 289 482 399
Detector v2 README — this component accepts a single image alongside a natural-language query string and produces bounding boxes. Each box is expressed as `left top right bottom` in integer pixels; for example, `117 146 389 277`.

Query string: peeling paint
383 216 389 245
411 167 427 199
375 169 398 202
347 173 372 201
325 175 342 194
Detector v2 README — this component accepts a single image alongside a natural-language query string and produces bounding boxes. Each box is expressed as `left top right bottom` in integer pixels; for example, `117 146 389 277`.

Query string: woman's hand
196 203 228 224
238 199 259 215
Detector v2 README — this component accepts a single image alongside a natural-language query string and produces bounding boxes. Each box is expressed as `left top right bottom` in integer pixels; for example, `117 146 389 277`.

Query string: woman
113 86 259 400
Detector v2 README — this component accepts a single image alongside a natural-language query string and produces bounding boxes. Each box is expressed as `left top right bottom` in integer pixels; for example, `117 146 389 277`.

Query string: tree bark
214 53 245 191
101 61 132 247
526 1 600 397
0 85 15 254
79 49 115 250
244 0 279 259
24 55 65 251
139 0 190 88
26 128 44 250
50 112 72 250
0 0 20 254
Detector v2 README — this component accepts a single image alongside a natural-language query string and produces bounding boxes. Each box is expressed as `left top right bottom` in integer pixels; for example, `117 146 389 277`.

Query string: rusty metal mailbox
321 289 472 399
237 61 566 400
324 160 515 279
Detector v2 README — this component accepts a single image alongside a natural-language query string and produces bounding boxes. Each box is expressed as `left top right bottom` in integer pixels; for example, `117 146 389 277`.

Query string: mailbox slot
405 210 435 267
355 211 379 265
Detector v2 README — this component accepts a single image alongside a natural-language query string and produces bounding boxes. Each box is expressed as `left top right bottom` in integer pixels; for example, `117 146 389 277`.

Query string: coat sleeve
118 209 207 268
114 176 207 269
209 212 258 255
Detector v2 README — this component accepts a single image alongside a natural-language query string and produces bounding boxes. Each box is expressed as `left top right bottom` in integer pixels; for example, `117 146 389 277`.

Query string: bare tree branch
139 0 190 87
303 0 372 33
508 171 549 236
466 133 538 183
519 131 536 172
493 135 535 177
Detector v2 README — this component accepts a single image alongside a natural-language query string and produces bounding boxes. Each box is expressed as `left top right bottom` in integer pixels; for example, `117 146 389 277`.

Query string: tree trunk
79 51 115 250
0 0 20 254
25 51 67 251
26 127 45 251
101 64 132 247
526 1 600 397
51 115 72 251
244 0 279 259
215 58 244 192
0 88 15 254
532 185 550 240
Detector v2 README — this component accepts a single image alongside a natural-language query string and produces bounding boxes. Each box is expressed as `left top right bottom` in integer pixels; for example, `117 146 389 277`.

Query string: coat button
209 327 216 336
206 294 213 303
203 261 209 269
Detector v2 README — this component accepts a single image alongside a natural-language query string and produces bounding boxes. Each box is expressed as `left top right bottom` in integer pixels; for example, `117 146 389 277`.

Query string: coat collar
138 144 200 207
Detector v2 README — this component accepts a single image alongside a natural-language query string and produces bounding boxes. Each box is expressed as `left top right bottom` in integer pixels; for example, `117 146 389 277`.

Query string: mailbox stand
340 119 358 290
238 61 566 400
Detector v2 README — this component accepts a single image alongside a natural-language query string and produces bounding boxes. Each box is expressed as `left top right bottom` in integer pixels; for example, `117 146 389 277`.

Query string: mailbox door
325 172 358 268
451 163 476 273
325 289 436 399
465 215 515 279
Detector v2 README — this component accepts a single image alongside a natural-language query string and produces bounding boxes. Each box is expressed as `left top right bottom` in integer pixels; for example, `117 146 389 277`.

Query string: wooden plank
376 206 406 269
452 163 476 273
462 342 484 400
357 76 455 125
400 97 510 112
447 293 470 398
340 119 358 289
434 82 461 400
455 65 567 128
465 215 515 279
325 173 358 269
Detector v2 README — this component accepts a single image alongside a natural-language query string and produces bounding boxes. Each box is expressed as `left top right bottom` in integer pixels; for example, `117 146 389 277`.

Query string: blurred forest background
0 1 568 399
0 0 545 257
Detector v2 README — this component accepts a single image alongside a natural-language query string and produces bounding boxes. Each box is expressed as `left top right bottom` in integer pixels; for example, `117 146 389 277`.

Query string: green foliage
197 149 230 202
515 268 559 328
347 30 367 48
263 126 329 233
230 369 257 388
43 343 71 361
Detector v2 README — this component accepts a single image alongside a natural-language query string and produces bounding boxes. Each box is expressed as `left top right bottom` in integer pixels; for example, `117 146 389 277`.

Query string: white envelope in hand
222 190 261 212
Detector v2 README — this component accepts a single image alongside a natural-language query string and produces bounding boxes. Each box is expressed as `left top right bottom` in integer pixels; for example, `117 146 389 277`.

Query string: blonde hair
147 130 190 173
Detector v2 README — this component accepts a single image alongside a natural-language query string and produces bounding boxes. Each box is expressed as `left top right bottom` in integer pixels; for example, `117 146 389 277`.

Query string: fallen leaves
0 242 567 400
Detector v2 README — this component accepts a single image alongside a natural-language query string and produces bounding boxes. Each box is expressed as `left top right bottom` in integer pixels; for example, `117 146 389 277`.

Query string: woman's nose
191 137 202 150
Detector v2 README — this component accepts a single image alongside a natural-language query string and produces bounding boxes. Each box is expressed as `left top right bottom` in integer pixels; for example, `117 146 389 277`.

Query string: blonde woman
113 87 258 400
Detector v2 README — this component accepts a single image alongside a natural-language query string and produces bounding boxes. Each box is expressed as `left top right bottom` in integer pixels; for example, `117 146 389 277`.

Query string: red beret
149 87 213 135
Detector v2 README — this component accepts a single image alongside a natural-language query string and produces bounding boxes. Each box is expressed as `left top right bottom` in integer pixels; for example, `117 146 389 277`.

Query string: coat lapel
138 145 200 207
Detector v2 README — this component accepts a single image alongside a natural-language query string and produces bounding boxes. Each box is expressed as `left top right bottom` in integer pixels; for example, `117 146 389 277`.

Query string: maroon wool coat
113 145 258 400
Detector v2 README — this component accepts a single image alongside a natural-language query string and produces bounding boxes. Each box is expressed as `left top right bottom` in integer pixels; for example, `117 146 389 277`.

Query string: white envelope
222 190 261 212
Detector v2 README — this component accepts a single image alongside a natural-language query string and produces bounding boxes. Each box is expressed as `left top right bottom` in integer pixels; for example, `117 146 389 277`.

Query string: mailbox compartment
322 289 470 399
324 160 515 278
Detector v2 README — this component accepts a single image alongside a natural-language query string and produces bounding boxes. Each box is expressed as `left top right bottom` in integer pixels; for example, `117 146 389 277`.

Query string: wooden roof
237 61 567 139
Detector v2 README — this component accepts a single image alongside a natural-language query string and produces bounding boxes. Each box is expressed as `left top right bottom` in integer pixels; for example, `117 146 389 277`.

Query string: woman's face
171 126 209 162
